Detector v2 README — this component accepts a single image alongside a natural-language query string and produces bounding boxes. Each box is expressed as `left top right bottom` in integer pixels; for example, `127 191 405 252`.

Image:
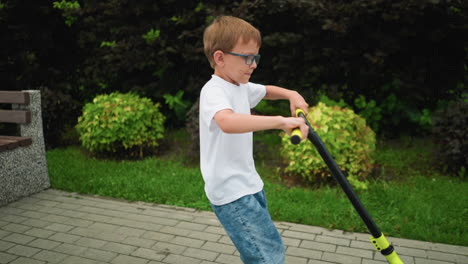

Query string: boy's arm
213 85 309 137
264 85 309 116
214 110 308 136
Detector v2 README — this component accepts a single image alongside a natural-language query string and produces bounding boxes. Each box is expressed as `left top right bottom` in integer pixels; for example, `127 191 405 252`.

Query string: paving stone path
0 189 466 264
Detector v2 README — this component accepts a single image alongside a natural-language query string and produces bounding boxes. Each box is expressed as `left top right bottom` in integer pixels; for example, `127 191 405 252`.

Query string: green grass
47 131 468 246
47 147 210 210
265 174 467 245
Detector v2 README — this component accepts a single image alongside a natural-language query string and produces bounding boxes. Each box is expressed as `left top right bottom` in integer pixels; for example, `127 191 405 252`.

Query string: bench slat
0 140 19 152
0 136 32 146
0 91 30 104
0 136 32 152
0 110 31 124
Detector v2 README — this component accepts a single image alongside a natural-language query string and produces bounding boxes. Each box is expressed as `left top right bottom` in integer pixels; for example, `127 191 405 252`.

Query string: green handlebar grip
290 109 307 145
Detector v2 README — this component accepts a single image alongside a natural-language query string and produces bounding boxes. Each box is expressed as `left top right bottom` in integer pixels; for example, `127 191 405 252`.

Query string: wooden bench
0 91 33 152
0 90 50 206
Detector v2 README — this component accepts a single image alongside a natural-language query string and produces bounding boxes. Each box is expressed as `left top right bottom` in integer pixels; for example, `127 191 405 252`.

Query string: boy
199 15 309 264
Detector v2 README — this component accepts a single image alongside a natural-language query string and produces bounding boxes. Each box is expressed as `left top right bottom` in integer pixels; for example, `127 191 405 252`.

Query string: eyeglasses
224 52 261 66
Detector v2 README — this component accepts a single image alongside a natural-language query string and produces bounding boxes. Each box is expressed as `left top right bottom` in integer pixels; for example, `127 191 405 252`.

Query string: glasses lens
246 55 260 65
245 55 253 65
254 55 261 65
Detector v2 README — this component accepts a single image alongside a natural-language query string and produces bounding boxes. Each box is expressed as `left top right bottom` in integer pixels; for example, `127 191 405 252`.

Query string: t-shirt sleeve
200 84 233 127
247 82 266 108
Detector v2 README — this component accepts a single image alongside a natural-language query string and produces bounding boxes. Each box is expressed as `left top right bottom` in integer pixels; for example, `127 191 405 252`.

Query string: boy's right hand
281 117 309 140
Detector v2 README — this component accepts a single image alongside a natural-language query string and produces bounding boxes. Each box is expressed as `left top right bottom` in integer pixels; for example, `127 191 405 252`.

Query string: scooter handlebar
290 109 307 145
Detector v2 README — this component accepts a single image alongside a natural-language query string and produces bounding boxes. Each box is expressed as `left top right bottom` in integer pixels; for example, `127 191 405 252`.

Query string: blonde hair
203 16 261 69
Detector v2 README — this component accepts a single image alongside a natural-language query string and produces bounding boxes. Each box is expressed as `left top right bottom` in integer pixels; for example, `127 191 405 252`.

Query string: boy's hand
264 86 309 115
288 91 309 117
281 116 309 140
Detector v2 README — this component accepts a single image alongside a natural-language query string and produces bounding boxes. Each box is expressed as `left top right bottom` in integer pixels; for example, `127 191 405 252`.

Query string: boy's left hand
289 91 309 117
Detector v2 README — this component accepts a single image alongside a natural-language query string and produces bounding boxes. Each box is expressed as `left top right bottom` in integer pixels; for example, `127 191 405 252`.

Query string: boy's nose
250 61 257 69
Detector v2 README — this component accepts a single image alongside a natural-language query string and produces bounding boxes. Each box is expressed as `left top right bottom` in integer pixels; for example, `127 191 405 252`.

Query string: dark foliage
0 1 80 92
0 0 82 148
72 1 210 100
432 100 467 176
40 87 81 149
185 98 200 163
1 0 467 149
243 0 467 136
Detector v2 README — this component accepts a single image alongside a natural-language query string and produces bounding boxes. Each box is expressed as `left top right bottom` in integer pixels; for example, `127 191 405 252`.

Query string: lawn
47 130 468 246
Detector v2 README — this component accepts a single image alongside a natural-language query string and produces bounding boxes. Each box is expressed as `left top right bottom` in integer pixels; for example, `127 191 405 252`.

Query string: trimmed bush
281 102 376 189
76 92 165 157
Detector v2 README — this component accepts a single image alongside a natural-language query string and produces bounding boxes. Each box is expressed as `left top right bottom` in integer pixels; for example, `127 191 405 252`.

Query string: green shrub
432 100 467 177
318 92 349 109
354 95 382 133
163 90 189 126
76 92 165 157
281 102 376 189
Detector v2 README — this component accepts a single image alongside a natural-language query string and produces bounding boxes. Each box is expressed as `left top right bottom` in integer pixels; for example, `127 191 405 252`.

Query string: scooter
290 109 404 264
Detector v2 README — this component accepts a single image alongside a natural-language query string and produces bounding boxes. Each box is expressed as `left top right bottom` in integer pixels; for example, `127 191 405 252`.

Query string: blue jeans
211 190 285 264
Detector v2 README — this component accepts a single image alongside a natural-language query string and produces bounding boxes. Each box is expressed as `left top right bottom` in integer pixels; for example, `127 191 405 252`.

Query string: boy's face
214 38 260 85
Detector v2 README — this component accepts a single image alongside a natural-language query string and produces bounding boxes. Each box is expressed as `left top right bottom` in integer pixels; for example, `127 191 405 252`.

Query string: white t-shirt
199 75 266 205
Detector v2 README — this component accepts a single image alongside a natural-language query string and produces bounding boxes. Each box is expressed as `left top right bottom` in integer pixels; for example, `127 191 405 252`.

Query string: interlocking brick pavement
0 189 466 264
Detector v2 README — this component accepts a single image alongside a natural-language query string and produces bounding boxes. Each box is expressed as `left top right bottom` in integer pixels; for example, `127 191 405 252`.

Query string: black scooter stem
290 109 404 264
306 125 381 236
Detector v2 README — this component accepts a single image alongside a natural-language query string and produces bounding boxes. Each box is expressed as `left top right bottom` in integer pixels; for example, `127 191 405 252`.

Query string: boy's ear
213 50 225 67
